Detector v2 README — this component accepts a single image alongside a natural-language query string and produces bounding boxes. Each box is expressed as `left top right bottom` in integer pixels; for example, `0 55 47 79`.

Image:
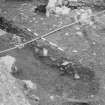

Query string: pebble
32 17 36 21
40 18 44 20
75 26 80 30
92 41 96 45
74 73 80 79
72 49 78 53
76 31 83 37
29 20 33 23
50 95 55 101
61 61 70 65
65 32 69 36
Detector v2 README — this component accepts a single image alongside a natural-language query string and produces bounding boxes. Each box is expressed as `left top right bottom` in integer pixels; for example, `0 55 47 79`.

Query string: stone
0 55 31 105
22 80 37 90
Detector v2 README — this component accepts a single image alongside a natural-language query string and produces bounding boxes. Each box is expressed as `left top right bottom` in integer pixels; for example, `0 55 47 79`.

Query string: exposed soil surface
0 0 105 105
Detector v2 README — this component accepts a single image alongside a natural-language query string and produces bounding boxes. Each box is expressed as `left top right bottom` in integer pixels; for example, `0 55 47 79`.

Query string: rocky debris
0 55 31 105
75 8 93 25
22 80 37 90
46 0 97 17
46 0 72 17
45 0 105 17
10 34 25 48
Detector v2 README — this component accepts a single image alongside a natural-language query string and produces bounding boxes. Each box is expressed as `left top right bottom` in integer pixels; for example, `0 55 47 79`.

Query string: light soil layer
0 1 105 105
0 56 31 105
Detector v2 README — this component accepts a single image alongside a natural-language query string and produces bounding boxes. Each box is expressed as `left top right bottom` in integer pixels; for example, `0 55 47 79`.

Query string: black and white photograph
0 0 105 105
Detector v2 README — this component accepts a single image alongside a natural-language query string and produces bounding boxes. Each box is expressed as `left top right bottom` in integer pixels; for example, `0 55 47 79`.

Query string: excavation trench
0 14 101 104
8 40 100 102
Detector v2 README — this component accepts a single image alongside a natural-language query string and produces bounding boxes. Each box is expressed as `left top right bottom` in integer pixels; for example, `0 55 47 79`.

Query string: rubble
55 6 70 15
46 0 82 16
46 0 71 16
75 8 94 25
0 55 31 105
22 80 37 90
46 0 104 19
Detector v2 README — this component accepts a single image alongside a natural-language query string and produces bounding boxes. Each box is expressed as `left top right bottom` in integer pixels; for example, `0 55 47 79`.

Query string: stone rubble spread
0 55 31 105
